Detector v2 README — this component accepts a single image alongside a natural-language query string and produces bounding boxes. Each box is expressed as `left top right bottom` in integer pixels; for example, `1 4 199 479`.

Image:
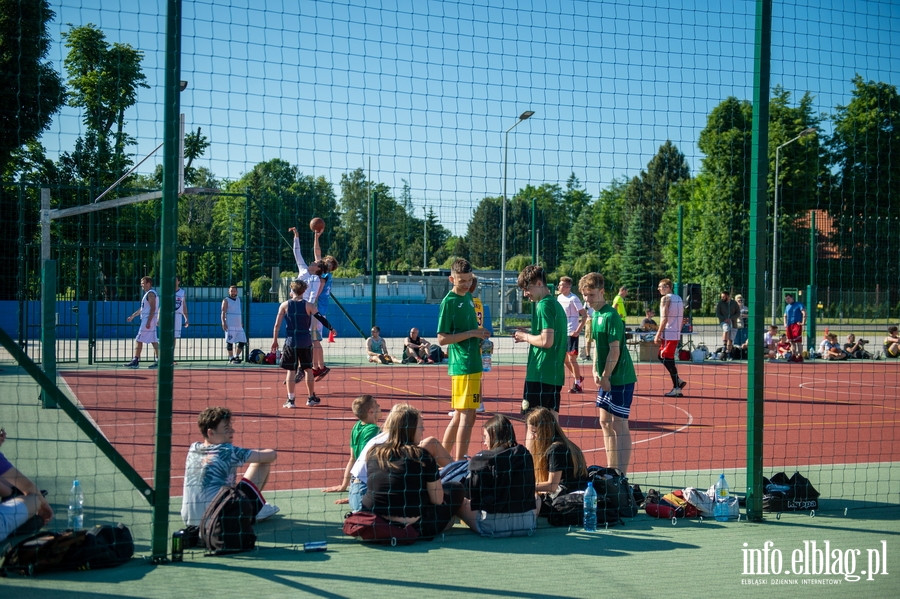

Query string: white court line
58 373 110 442
580 394 694 454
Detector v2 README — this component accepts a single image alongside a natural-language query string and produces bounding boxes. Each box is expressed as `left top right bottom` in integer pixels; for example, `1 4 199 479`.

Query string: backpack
587 466 639 520
200 485 257 555
466 445 536 514
1 524 133 577
763 472 820 512
248 349 265 364
342 511 419 546
428 345 444 363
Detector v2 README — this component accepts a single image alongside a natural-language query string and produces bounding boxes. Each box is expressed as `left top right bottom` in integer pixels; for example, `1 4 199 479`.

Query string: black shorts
522 381 562 413
566 336 579 355
280 344 313 370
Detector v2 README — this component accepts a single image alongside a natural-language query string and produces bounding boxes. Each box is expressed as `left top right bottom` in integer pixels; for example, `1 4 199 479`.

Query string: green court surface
1 365 898 597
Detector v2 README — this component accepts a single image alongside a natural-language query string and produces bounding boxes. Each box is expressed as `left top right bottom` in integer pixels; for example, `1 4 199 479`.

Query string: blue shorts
595 382 636 419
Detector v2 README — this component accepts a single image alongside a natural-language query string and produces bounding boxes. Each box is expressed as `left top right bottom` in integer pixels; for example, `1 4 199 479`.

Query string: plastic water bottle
714 474 730 522
481 337 493 372
583 481 598 532
68 479 84 530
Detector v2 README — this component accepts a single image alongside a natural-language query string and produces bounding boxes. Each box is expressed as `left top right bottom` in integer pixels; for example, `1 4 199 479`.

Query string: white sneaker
448 410 456 417
256 503 280 521
476 404 486 413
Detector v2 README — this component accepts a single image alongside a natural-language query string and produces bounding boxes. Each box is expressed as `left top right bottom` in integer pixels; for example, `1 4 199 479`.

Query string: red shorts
786 323 802 343
659 339 678 360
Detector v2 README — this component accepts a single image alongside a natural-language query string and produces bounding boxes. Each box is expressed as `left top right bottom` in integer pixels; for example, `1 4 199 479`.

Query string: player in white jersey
556 276 587 393
174 276 189 362
222 285 247 364
124 276 159 369
654 278 687 397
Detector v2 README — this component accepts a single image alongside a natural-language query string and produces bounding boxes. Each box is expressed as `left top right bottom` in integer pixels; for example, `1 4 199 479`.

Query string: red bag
678 349 691 361
645 490 699 519
342 512 419 545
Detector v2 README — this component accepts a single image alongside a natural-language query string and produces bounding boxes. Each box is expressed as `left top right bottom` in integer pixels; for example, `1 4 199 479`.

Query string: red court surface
61 361 900 492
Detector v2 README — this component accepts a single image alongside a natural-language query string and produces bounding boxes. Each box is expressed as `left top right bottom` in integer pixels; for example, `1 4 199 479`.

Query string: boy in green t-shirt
579 272 638 475
323 394 381 509
513 265 567 417
439 258 491 461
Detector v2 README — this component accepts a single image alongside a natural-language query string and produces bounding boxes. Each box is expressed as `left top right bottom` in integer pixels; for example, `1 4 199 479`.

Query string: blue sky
44 0 900 234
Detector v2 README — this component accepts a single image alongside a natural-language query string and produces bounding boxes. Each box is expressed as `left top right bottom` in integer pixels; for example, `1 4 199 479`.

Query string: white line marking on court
581 394 694 453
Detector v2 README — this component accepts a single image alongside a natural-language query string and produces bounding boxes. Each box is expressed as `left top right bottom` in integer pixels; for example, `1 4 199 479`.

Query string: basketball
310 217 325 233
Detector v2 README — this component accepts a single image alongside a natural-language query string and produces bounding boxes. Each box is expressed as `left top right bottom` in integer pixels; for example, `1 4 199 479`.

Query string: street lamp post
771 127 816 325
500 110 534 333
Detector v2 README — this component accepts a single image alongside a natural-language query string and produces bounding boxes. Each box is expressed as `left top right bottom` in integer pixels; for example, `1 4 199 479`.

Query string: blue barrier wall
1 301 491 341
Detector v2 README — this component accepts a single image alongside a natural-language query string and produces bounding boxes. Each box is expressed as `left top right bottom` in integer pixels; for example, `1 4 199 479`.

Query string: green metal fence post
40 259 57 409
150 0 182 563
807 210 816 353
676 205 683 296
746 0 773 522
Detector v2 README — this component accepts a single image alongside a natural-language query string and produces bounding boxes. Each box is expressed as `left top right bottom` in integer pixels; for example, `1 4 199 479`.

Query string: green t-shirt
437 290 482 376
592 304 637 386
350 421 380 460
525 295 567 386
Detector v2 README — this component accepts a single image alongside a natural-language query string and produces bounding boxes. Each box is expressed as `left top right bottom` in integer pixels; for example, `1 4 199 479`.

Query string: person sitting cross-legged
181 407 279 526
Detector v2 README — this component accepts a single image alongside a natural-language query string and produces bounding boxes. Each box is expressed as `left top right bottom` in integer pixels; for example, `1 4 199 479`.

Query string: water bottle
481 337 493 372
583 481 598 532
68 479 84 530
714 474 730 522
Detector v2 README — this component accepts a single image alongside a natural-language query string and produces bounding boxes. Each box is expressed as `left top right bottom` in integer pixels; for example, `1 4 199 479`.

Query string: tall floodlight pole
771 127 815 325
500 110 534 333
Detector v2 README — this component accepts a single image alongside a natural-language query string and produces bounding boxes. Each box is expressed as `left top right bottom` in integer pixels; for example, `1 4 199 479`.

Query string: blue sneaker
147 362 158 369
124 359 139 369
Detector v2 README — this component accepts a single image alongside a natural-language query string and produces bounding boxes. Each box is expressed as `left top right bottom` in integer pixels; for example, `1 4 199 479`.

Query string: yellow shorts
451 373 482 410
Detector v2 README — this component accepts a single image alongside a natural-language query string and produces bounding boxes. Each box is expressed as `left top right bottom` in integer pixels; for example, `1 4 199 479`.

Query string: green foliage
618 206 656 298
250 275 272 302
0 0 65 175
505 254 533 273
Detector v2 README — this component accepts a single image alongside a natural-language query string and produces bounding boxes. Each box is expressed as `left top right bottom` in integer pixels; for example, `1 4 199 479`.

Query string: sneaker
232 358 242 364
283 399 296 409
147 361 158 369
294 369 305 383
476 403 486 413
314 366 330 382
448 410 456 417
256 503 280 522
306 396 321 407
581 355 592 362
124 359 139 369
664 388 683 397
677 379 687 389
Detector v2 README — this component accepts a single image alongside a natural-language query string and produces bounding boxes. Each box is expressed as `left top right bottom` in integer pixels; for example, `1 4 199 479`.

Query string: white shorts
721 322 736 340
136 326 158 344
0 498 33 544
225 328 247 344
174 315 183 339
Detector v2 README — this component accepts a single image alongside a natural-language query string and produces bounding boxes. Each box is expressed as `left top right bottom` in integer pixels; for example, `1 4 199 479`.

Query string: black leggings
659 355 679 387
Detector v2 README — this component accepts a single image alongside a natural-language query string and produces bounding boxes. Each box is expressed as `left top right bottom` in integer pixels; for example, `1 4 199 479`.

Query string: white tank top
662 293 684 340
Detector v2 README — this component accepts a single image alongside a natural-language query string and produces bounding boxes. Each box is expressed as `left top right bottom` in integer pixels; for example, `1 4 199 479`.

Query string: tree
625 141 691 237
58 23 149 187
465 196 503 269
618 206 655 296
827 75 900 289
0 0 65 175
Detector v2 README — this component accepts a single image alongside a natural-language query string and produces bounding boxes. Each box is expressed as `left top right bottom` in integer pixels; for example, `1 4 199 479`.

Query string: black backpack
1 524 133 577
200 485 257 555
587 466 639 520
466 445 537 514
763 472 820 512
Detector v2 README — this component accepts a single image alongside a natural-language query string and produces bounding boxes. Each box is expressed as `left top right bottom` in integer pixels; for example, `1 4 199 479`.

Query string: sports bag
200 485 257 555
466 445 537 514
342 511 419 546
763 472 820 512
588 466 639 519
1 524 133 576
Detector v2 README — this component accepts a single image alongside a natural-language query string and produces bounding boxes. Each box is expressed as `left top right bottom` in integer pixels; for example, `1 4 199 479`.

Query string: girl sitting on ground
525 407 589 514
458 415 539 537
361 404 463 540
